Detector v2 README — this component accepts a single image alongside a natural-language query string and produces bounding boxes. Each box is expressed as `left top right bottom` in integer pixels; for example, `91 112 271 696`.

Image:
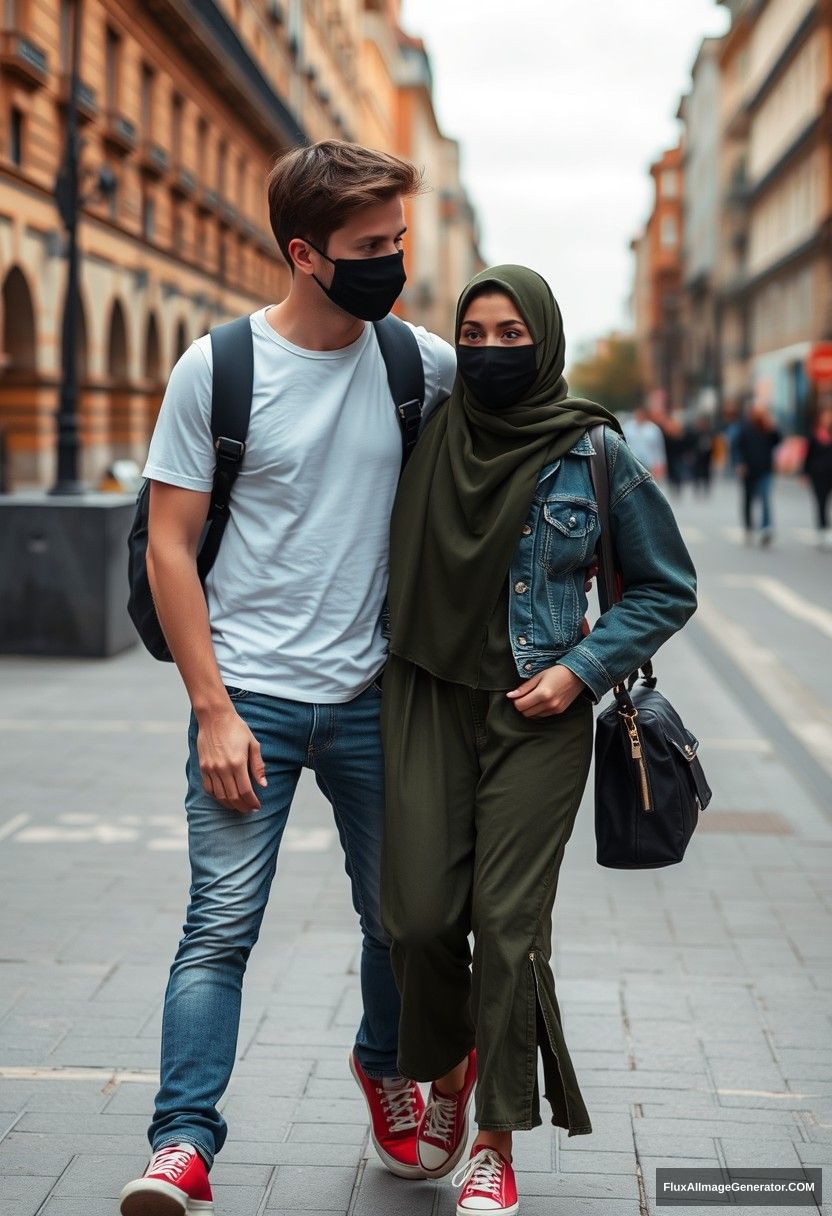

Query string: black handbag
588 425 712 869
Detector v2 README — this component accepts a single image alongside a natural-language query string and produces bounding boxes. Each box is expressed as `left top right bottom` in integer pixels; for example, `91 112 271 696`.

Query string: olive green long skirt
379 652 594 1134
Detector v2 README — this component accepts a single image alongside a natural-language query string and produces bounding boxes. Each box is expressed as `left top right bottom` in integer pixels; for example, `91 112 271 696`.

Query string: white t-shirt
142 306 456 703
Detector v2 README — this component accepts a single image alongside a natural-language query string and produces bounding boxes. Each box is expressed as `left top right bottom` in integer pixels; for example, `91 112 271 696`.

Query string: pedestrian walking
803 404 832 550
622 404 666 478
379 266 697 1216
118 140 456 1216
736 403 782 546
691 416 715 495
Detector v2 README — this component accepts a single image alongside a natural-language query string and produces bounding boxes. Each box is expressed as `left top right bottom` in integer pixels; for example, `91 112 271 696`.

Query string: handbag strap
587 424 656 707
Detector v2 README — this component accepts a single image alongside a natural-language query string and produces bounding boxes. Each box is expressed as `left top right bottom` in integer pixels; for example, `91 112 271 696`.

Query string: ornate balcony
103 111 137 155
0 31 48 89
137 140 169 178
57 74 98 123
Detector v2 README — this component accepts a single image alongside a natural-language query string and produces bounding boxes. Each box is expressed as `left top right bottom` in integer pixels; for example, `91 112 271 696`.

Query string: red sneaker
417 1049 477 1177
119 1143 213 1215
452 1144 519 1215
349 1050 426 1179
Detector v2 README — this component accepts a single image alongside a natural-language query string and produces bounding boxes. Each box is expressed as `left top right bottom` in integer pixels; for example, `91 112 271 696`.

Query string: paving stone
264 1165 356 1209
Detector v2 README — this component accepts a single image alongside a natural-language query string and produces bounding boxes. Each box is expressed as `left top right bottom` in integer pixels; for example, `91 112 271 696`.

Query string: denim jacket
383 426 697 701
508 427 696 701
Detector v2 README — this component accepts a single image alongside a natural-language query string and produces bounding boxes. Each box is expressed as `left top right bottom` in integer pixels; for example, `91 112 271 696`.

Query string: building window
9 106 23 165
105 25 120 110
172 200 182 248
142 193 155 240
196 115 208 181
237 154 246 212
661 170 679 199
660 215 678 248
217 137 227 198
141 63 154 136
171 92 183 165
60 0 78 73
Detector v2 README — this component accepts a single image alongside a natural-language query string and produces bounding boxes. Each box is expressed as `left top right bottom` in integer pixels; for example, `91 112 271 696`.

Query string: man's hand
506 665 585 719
584 559 598 593
196 707 267 813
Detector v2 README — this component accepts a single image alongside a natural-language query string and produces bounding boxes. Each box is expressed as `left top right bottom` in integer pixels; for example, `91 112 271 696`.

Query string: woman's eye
503 330 522 341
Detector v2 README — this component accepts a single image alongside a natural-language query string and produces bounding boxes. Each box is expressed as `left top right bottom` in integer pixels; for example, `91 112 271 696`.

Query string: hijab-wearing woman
379 266 697 1216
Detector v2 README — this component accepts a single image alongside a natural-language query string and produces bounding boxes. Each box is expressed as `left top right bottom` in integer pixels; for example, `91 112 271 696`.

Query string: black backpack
127 312 426 662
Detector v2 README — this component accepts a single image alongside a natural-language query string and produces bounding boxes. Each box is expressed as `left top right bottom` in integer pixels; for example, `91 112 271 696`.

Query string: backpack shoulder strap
372 314 425 466
195 315 254 579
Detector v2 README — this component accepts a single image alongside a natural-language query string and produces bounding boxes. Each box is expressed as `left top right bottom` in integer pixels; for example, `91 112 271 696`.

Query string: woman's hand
506 665 586 718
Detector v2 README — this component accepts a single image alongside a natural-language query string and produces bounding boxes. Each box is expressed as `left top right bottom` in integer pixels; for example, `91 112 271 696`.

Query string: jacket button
521 523 532 536
514 581 528 594
568 516 577 528
518 635 528 646
523 661 533 672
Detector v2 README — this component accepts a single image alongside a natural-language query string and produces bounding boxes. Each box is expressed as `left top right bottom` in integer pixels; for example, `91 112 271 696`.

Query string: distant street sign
806 343 832 384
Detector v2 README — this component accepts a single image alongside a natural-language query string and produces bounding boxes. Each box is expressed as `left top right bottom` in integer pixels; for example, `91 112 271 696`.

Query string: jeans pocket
224 684 252 702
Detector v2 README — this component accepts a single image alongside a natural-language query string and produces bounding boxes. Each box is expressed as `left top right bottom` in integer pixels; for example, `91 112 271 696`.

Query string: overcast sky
400 0 730 356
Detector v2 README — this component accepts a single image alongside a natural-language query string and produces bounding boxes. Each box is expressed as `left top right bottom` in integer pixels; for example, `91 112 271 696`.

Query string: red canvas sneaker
417 1048 477 1177
349 1050 426 1179
119 1142 213 1215
452 1144 519 1215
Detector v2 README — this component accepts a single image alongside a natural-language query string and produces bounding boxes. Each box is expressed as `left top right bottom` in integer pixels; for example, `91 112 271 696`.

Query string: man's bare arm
146 480 266 813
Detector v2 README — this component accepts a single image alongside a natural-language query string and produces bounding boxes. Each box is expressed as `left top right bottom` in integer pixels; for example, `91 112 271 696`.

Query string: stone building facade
0 0 481 489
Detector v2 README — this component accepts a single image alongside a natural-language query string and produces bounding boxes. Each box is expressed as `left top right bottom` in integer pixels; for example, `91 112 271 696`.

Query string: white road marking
721 574 832 642
0 814 30 842
7 812 336 853
0 719 182 733
0 1065 158 1084
696 595 832 782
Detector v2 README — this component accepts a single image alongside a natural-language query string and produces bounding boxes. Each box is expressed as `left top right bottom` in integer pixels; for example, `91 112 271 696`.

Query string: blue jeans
743 472 773 533
148 679 399 1168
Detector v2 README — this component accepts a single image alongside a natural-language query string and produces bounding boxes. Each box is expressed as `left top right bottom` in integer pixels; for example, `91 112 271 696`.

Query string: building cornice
144 0 307 149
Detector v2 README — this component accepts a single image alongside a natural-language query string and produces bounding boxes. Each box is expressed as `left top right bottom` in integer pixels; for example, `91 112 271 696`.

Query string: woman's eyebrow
497 319 526 328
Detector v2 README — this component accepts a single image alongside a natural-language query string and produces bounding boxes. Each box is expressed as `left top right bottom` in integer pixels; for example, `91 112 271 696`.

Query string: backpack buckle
397 399 421 423
215 436 246 462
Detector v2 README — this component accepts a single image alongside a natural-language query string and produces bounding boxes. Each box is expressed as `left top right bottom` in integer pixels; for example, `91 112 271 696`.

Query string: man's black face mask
306 240 407 322
455 343 539 410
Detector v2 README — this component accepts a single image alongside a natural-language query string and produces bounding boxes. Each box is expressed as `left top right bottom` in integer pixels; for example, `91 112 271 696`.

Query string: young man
119 141 456 1216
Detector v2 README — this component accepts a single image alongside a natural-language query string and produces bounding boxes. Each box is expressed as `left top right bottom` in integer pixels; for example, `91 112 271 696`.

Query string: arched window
1 266 36 375
107 298 129 380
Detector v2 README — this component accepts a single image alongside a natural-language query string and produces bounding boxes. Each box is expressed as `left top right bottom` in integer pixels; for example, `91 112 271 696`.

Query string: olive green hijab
387 263 622 687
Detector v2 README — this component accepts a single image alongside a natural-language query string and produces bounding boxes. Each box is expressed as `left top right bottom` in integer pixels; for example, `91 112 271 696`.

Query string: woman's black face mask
455 343 539 410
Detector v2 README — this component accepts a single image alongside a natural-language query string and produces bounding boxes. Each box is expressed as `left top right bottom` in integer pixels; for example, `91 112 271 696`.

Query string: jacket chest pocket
541 499 598 574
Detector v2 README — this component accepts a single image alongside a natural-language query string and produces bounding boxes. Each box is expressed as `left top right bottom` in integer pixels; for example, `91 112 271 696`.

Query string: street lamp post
50 0 115 495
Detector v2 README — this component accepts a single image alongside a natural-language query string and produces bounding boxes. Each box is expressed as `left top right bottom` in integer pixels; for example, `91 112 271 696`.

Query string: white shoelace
422 1091 457 1146
378 1079 419 1134
147 1144 196 1182
452 1147 504 1198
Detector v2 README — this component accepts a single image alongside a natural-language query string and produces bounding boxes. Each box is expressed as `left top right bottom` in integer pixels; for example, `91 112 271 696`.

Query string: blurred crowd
622 400 832 552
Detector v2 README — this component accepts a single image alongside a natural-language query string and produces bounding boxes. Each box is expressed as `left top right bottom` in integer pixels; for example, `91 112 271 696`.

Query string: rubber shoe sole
119 1177 214 1216
348 1052 427 1180
457 1199 518 1216
418 1083 475 1179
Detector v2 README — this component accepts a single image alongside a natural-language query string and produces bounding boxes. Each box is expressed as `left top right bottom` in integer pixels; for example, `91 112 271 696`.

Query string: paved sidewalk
1 481 831 1216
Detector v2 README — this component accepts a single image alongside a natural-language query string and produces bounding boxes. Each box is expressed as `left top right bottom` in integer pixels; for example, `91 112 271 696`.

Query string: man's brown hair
267 140 423 269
